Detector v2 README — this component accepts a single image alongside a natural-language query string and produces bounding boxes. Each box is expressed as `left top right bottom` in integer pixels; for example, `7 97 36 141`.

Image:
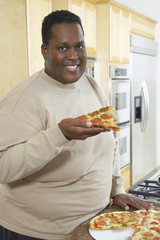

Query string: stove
128 171 160 205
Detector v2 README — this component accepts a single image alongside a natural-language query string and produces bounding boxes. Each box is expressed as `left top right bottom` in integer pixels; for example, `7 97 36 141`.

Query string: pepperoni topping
142 232 154 237
90 118 102 124
75 115 88 120
101 114 112 119
150 227 160 233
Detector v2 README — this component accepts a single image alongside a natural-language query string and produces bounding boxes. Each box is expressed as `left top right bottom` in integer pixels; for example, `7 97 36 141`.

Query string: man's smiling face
42 23 87 84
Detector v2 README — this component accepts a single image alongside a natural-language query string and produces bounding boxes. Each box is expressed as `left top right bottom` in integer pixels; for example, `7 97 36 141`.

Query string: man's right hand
58 118 106 140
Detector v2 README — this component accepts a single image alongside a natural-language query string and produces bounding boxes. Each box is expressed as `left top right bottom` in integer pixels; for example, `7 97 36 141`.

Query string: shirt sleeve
0 114 68 184
110 133 126 197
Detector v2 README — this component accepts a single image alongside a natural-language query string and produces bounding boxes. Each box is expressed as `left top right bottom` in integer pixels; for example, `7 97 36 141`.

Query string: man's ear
41 44 48 60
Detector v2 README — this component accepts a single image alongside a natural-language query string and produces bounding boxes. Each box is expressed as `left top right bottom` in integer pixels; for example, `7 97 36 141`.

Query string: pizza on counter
90 210 160 240
75 106 120 131
90 210 146 230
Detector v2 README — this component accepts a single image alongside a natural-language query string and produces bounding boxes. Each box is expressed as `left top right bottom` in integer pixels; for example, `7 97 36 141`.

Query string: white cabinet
70 0 96 55
84 1 96 55
70 0 84 20
121 10 130 64
109 5 130 64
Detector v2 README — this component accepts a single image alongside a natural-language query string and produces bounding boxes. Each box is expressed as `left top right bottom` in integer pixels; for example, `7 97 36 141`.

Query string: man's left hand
112 194 155 211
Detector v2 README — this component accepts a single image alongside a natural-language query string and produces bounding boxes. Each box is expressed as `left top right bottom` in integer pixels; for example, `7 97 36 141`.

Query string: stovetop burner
129 178 160 199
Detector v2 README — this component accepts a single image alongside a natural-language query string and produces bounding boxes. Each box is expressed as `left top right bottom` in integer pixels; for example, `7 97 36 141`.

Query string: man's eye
59 46 67 51
76 45 84 50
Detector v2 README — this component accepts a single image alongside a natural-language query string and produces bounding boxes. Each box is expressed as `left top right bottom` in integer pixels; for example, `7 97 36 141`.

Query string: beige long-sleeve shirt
0 70 125 240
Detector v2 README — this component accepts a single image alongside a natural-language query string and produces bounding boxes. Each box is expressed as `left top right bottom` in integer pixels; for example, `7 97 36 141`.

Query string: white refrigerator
130 34 158 184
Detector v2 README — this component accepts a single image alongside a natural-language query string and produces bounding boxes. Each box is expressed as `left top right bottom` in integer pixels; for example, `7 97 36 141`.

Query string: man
0 10 154 240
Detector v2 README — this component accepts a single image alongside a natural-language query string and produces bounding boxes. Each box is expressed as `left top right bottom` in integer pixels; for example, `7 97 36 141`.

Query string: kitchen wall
26 0 51 75
115 0 160 167
0 0 51 99
0 0 29 99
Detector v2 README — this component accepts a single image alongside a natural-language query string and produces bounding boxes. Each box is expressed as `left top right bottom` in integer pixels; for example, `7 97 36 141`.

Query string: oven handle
140 81 149 132
118 122 130 129
111 79 130 82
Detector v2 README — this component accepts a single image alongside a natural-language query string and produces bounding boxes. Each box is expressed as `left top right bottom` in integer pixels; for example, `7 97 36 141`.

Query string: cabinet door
70 0 83 18
52 0 68 10
109 5 121 63
109 5 130 64
70 0 96 55
84 1 96 55
69 0 85 28
121 10 130 64
96 3 110 99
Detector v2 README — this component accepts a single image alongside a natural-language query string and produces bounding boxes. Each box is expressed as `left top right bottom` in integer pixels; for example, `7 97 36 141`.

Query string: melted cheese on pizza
75 106 120 131
90 211 146 230
131 225 160 240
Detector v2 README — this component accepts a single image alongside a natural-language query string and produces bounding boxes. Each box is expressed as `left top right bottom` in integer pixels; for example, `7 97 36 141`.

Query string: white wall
115 0 160 21
115 0 160 166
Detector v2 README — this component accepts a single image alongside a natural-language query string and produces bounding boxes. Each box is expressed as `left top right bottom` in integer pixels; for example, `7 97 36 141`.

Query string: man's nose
67 48 78 59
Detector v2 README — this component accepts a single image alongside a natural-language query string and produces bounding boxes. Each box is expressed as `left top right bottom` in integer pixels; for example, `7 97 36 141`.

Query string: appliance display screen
115 68 127 77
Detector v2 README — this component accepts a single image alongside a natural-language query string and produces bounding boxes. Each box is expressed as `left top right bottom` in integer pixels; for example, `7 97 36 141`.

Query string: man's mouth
65 65 79 71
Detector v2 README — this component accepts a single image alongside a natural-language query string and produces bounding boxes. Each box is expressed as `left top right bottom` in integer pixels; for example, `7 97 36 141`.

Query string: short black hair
42 10 84 46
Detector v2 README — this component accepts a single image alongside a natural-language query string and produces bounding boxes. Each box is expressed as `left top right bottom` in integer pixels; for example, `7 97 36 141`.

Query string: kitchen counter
72 203 160 240
72 167 160 239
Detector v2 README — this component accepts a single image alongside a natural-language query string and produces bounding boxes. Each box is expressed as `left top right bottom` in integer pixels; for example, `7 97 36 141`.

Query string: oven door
111 80 130 125
116 124 130 169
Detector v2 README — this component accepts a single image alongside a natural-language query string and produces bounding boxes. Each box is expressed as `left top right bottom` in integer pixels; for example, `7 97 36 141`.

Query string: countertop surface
72 203 160 240
72 167 160 239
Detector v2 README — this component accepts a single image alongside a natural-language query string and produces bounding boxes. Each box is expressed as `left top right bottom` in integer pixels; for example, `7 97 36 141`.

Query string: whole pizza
90 210 160 239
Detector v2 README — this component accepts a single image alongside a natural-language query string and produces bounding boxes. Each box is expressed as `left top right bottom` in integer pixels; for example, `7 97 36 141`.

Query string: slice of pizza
131 225 160 240
75 106 120 131
141 210 160 234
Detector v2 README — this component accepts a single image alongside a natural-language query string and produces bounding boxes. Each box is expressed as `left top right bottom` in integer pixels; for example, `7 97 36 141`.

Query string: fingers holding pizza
58 106 119 140
58 118 106 140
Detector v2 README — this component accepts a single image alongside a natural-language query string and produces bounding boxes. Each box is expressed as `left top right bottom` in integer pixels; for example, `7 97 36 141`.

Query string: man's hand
113 194 155 211
58 118 106 140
